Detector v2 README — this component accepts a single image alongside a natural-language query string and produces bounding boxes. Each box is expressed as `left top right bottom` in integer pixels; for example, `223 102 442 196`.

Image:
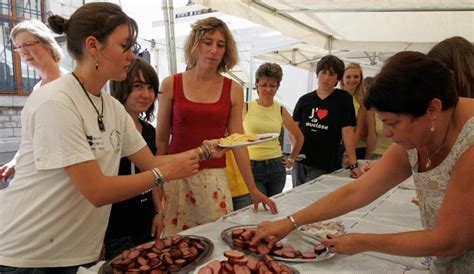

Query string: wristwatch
151 167 165 188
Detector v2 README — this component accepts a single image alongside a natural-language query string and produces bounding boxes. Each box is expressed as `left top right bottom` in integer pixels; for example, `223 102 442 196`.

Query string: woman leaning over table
156 17 277 237
243 62 303 197
0 3 226 272
0 19 66 184
252 51 474 273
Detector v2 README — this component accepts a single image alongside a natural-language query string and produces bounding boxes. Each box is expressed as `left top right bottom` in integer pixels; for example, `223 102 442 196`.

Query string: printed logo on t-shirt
86 135 105 151
109 129 122 153
306 108 329 131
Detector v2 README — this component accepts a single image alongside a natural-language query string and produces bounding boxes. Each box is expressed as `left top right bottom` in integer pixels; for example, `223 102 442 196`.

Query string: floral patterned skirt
162 168 233 237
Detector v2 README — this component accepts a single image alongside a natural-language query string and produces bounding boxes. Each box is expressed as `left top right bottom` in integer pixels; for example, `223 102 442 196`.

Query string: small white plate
218 133 279 148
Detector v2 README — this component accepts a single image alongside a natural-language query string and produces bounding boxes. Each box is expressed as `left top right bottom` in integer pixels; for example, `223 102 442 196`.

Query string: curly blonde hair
183 17 238 72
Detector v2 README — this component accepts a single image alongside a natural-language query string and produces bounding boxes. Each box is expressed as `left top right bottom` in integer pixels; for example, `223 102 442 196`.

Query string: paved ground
0 151 15 165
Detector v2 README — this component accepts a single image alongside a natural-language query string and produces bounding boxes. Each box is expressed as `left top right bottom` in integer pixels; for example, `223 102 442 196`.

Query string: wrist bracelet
195 141 212 162
347 162 359 170
151 167 165 187
287 158 295 163
287 215 298 229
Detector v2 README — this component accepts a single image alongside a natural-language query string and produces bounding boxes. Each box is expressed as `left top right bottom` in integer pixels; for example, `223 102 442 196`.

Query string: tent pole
162 0 177 74
247 36 255 102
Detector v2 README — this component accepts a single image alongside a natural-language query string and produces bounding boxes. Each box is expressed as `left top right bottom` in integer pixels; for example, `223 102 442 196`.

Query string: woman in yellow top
243 63 304 197
365 77 392 159
340 63 368 160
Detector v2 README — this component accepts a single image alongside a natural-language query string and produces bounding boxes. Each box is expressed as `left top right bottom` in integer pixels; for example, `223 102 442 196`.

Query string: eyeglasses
12 41 40 52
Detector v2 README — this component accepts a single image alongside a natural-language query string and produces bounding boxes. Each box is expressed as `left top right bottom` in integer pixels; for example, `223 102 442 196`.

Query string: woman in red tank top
156 17 278 236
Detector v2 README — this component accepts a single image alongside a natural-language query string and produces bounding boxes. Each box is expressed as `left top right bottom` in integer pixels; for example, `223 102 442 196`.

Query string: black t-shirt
105 120 157 242
293 89 356 171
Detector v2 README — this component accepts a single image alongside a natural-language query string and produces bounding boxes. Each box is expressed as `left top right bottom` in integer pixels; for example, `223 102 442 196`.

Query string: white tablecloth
184 174 431 273
82 173 431 273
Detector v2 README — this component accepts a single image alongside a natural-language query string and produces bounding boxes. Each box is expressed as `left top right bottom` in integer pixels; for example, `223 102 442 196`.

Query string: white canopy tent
146 0 473 109
150 9 313 108
194 0 474 70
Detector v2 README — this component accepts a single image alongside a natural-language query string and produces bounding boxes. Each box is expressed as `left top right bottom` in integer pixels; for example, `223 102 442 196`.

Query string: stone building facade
0 0 82 164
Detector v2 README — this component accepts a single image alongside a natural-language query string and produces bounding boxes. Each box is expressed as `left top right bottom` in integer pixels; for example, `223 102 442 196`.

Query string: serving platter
221 225 335 263
218 133 279 148
193 254 300 274
99 235 213 274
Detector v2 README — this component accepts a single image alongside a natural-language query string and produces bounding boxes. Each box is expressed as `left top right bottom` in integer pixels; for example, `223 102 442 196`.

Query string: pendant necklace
71 72 105 132
425 123 450 169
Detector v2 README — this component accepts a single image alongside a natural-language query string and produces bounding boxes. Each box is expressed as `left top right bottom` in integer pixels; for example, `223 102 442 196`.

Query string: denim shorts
232 193 253 211
250 157 286 197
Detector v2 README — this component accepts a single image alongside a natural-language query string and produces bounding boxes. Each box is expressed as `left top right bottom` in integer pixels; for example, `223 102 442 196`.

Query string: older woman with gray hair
1 19 66 183
9 19 65 89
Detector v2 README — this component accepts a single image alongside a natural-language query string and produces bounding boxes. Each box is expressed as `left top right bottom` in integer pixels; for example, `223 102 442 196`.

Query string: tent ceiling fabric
195 0 474 69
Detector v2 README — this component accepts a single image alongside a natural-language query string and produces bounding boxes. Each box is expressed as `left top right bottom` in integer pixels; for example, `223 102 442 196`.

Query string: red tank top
168 73 232 169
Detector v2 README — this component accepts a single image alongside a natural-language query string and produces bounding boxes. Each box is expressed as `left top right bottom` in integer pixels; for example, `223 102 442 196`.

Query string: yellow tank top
225 151 249 197
243 100 282 160
353 97 367 148
373 116 392 155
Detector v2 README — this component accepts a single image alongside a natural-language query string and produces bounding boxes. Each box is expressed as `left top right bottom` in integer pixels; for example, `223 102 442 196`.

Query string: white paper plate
218 133 279 148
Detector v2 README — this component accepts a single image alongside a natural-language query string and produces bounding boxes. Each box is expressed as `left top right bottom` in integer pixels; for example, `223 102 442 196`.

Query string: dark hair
316 55 345 81
48 2 138 61
363 76 374 89
183 17 238 72
365 51 458 117
427 36 474 98
110 58 160 122
255 62 283 86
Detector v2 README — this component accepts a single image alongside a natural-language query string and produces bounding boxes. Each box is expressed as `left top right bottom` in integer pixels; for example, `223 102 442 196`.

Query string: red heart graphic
317 109 328 120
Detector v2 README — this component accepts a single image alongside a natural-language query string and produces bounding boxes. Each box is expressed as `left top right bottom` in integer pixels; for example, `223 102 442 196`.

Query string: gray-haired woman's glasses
13 41 40 52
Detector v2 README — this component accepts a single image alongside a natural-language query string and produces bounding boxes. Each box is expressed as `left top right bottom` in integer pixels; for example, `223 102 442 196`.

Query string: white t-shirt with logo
0 74 146 267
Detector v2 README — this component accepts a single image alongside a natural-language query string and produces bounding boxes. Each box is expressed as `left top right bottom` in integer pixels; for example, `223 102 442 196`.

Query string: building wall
0 96 25 155
0 0 82 163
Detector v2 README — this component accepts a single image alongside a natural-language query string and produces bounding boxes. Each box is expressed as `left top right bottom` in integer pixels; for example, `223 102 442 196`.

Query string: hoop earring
95 61 99 71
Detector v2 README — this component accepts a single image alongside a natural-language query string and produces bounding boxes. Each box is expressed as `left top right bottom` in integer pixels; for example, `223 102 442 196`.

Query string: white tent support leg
162 0 177 74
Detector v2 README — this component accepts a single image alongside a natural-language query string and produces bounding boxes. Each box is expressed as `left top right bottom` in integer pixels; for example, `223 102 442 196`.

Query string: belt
250 157 281 165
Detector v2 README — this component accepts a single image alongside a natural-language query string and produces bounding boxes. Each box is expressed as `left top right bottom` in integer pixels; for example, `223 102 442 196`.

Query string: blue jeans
232 193 253 210
292 161 328 187
0 262 95 274
250 157 286 197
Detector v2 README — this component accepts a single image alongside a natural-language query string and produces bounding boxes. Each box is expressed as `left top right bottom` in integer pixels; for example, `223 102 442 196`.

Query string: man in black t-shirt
292 55 361 186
